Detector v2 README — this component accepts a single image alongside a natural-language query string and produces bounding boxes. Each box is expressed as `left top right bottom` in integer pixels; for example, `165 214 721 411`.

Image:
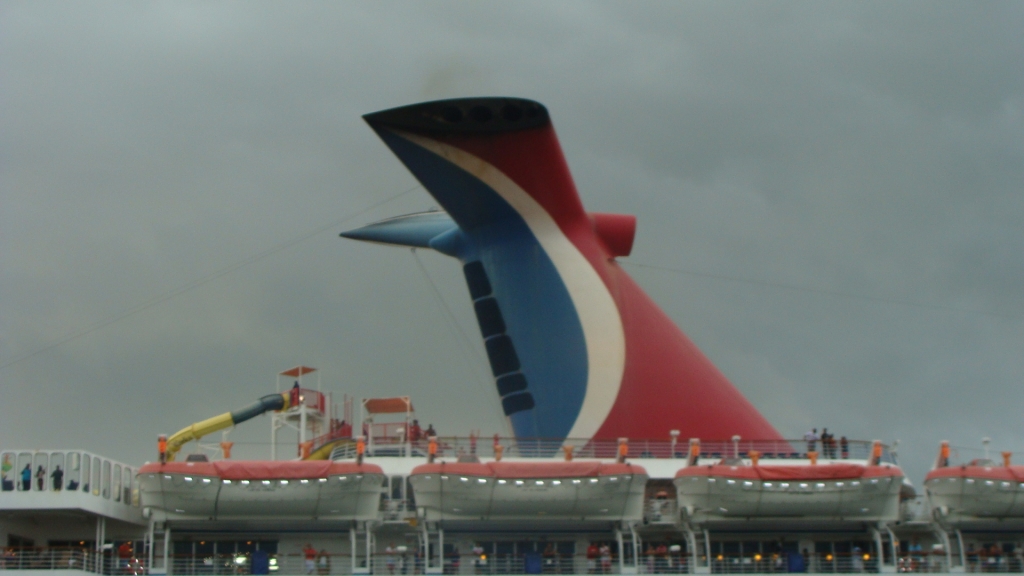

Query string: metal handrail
331 437 894 462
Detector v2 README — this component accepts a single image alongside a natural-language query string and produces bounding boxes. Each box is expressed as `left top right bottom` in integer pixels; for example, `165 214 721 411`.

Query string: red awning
410 461 647 479
138 460 383 479
675 463 903 480
363 397 413 414
926 465 1024 483
280 366 317 378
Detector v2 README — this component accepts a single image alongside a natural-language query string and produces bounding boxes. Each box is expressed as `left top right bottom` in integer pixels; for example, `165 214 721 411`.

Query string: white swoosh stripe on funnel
396 130 626 440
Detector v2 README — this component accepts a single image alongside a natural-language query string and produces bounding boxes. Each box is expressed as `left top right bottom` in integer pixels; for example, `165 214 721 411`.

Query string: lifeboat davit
675 462 903 523
408 461 647 521
137 460 384 520
925 464 1024 524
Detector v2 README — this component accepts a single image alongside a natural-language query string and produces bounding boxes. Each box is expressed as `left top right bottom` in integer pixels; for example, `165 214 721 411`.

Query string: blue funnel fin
340 211 457 248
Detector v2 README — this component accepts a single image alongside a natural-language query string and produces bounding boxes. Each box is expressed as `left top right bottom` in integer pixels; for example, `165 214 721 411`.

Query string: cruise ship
3 98 1022 575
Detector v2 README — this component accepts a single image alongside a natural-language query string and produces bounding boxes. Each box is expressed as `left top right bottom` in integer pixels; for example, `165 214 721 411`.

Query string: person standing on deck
804 429 819 454
50 466 64 491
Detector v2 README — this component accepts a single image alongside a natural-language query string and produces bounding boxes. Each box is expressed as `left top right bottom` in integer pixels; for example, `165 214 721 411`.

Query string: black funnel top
363 97 550 135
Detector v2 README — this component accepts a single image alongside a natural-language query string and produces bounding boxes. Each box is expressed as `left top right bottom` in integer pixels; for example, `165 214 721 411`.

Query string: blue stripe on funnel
374 129 589 440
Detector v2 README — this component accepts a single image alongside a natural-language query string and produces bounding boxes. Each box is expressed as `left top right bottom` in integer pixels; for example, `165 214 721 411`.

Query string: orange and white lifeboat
137 460 384 520
408 461 647 521
675 462 903 522
925 463 1024 523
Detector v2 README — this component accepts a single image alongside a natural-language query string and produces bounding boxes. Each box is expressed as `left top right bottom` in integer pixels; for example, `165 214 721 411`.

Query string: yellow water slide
165 393 290 462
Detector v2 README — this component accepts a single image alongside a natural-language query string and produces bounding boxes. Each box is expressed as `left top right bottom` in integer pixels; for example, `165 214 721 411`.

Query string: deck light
552 480 561 485
515 480 524 486
780 483 789 488
754 554 762 561
441 476 449 481
478 478 487 484
609 477 618 482
460 477 468 482
726 479 736 485
164 475 172 480
590 478 599 484
280 480 288 485
300 479 309 484
498 480 507 485
202 478 211 484
863 554 870 561
816 483 825 489
318 478 327 483
184 477 192 482
572 479 581 484
764 482 773 488
966 479 975 484
262 480 271 485
743 481 754 488
536 480 544 485
826 554 833 561
837 482 844 487
241 480 250 485
799 483 808 488
851 481 860 487
340 476 347 481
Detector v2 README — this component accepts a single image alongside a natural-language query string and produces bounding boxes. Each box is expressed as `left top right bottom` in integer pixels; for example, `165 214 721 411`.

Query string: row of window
0 451 139 506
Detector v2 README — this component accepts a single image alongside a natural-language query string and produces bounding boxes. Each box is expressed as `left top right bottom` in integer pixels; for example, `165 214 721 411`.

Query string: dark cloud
1 1 1022 483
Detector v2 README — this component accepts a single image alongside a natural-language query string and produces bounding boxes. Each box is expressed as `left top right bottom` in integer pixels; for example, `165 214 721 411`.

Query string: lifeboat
675 462 903 523
407 461 647 521
137 460 384 520
925 464 1024 523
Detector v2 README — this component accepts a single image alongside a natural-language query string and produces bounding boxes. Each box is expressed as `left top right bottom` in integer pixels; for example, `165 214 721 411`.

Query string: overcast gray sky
1 1 1022 484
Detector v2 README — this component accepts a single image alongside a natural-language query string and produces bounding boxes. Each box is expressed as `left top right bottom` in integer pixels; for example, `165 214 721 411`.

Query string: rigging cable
0 185 422 372
622 261 1017 320
409 248 512 436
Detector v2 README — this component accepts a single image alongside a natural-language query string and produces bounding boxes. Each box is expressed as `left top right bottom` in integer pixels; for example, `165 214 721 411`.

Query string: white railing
334 437 894 463
11 550 1015 574
0 547 137 573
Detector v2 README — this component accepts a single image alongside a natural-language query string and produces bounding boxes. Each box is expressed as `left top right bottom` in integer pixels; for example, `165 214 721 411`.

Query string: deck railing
334 437 895 464
6 549 1018 574
0 547 132 573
